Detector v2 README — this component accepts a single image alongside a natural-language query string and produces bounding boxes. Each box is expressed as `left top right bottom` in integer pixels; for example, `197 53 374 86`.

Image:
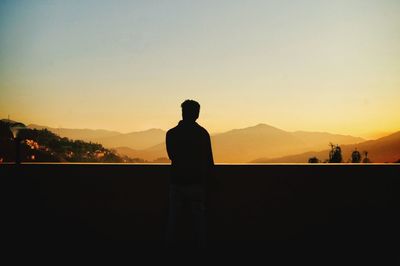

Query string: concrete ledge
2 164 399 246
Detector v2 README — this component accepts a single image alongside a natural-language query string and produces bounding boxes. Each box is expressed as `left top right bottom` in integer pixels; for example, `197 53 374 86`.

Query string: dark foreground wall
1 164 399 247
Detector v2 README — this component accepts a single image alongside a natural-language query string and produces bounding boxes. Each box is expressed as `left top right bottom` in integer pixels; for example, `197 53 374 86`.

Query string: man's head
181 100 200 122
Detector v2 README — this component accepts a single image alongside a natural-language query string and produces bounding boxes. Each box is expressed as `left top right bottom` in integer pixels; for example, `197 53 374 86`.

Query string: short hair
181 100 200 120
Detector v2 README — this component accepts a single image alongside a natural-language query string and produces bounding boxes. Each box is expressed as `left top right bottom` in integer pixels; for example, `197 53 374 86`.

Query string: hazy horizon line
4 117 397 140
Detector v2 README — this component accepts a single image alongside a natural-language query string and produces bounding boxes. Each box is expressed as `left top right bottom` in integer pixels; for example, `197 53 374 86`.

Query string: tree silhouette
351 149 361 163
328 143 342 163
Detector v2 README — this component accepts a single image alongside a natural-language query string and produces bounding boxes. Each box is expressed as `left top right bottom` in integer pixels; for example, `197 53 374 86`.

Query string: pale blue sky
1 0 399 137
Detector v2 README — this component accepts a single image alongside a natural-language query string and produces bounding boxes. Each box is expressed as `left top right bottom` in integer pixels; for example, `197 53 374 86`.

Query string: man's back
166 120 214 185
165 100 214 247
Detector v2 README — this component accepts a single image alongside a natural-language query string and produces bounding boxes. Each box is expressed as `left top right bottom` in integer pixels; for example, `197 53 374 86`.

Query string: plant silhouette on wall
362 151 371 163
328 143 342 163
351 148 362 163
308 156 320 163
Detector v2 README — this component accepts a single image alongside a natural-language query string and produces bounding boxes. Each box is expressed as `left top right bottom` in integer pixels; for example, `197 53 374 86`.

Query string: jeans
165 184 207 248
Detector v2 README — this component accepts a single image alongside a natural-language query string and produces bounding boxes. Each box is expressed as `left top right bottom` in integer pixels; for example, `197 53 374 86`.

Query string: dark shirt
166 120 214 185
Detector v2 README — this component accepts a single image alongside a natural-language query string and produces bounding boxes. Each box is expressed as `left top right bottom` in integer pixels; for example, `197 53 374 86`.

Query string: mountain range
28 124 122 142
252 131 400 163
27 123 386 163
210 124 365 162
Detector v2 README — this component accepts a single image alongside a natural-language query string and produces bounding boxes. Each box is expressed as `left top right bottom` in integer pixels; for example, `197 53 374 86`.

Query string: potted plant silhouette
328 143 342 163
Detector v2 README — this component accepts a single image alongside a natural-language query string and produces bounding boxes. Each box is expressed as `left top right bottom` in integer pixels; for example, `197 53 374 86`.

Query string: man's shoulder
196 123 210 137
167 121 210 137
166 126 178 137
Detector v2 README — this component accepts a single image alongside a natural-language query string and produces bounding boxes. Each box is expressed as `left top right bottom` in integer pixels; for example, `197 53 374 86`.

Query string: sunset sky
0 0 399 138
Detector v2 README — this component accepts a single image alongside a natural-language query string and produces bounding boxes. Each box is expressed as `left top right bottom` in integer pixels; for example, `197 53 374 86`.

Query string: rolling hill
113 143 168 162
28 124 166 150
28 124 121 142
94 128 166 150
252 131 400 163
210 124 364 162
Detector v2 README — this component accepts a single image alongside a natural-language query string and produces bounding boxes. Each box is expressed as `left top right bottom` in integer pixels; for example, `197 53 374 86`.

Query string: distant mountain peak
254 123 269 127
227 123 284 134
253 123 279 129
142 128 166 133
247 123 287 133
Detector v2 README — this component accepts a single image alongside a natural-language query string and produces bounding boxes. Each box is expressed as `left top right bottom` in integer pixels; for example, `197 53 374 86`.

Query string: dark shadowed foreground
2 164 399 248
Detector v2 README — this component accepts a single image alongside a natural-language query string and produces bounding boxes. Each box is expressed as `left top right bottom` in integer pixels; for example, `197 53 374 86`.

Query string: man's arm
205 133 214 167
204 131 219 193
203 131 214 179
166 130 174 161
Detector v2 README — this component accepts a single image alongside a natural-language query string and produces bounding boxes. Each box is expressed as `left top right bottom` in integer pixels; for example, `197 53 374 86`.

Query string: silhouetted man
165 99 214 248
